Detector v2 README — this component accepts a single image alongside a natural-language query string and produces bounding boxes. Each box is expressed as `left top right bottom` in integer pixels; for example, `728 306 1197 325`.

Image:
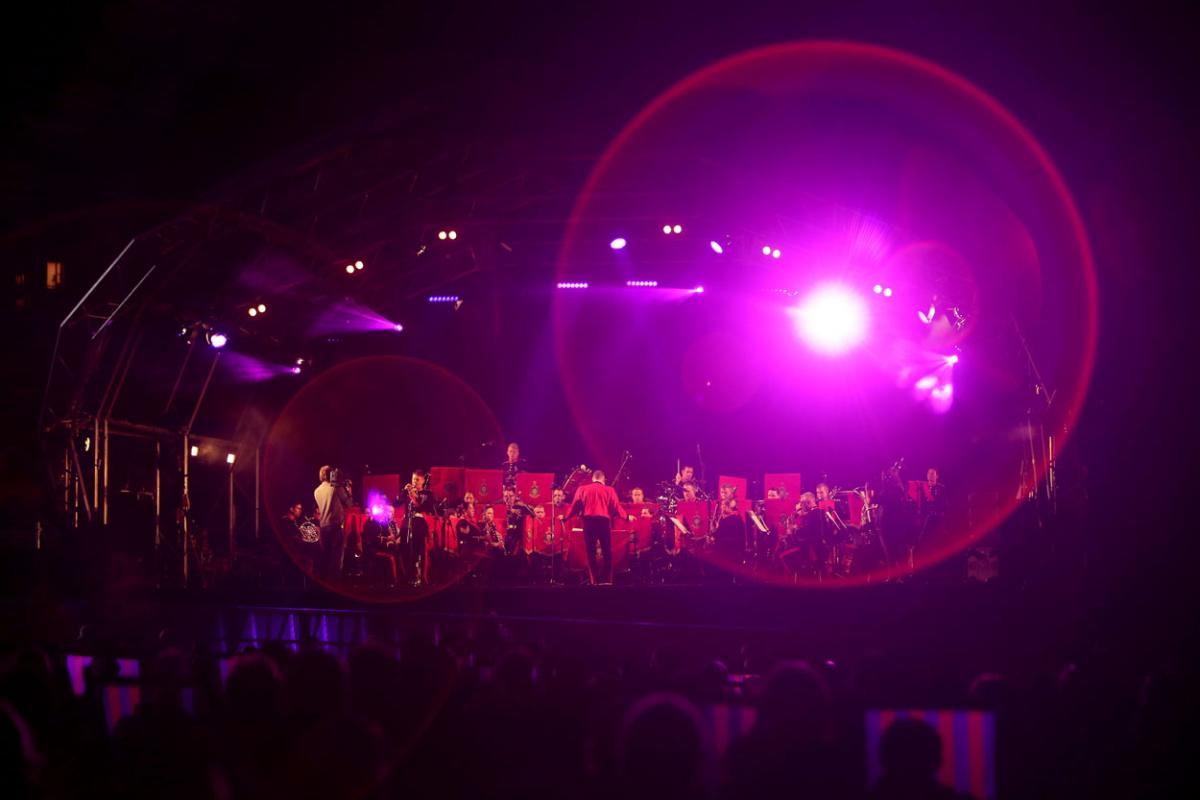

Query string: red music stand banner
429 466 464 503
362 474 401 505
465 469 504 503
763 473 802 502
675 500 710 536
517 472 555 505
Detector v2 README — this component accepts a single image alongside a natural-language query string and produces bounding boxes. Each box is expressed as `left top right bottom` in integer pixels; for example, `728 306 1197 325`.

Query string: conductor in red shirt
569 470 631 585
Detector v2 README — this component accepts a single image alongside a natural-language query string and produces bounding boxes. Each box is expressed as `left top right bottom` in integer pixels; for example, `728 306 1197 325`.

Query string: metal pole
228 462 236 568
102 418 110 525
182 435 190 586
254 447 261 540
63 447 71 519
154 440 162 551
69 440 93 523
93 415 101 515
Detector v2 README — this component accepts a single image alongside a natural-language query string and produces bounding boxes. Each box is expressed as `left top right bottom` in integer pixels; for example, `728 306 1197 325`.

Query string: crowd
0 618 1194 799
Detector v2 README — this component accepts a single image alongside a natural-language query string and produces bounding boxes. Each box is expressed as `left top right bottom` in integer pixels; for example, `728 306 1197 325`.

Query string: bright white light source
790 284 869 356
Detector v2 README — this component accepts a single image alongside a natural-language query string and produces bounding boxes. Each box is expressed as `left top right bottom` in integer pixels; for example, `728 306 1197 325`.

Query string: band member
680 481 699 503
920 468 947 543
282 501 323 571
481 505 503 551
815 483 834 509
502 442 524 488
314 466 353 581
501 485 535 556
569 469 632 585
714 483 747 557
630 486 646 504
766 487 781 500
402 470 436 587
673 465 704 499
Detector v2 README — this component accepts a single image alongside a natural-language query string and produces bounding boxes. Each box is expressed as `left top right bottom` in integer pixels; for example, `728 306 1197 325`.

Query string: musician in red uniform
568 470 632 585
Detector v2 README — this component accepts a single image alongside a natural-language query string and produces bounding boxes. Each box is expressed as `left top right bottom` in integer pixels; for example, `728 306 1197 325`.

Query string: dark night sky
2 0 1197 575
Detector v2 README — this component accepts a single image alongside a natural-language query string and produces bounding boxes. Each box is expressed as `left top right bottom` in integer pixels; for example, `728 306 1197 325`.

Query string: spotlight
190 445 199 457
883 287 893 297
672 224 682 234
919 305 937 324
438 231 448 240
354 260 364 271
557 282 589 289
873 284 883 294
371 505 382 516
257 303 266 313
915 375 938 390
772 249 782 259
761 246 772 256
291 366 301 374
226 453 236 465
448 230 457 240
791 284 868 356
393 323 404 332
295 358 305 365
208 332 228 349
946 354 959 365
345 265 356 274
693 286 705 294
662 225 672 235
710 241 724 254
247 307 257 317
610 237 628 250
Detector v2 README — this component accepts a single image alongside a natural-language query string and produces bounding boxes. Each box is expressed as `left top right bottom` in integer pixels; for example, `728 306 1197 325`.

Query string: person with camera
314 465 353 581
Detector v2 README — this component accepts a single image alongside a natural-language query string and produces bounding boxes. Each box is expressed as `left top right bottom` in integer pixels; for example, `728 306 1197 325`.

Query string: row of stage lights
189 444 237 465
609 225 783 261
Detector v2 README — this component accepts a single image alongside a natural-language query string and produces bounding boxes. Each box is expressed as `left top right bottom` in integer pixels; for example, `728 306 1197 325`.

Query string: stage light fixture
672 224 682 234
438 231 448 240
208 332 228 349
693 286 705 293
190 445 199 457
345 264 355 274
772 248 782 259
915 375 938 390
873 284 883 294
710 240 724 254
448 230 457 240
662 225 672 235
883 287 893 297
610 237 628 250
257 303 266 313
247 307 257 317
226 453 236 465
354 260 364 271
761 246 772 256
946 354 959 365
557 282 589 289
393 323 404 332
291 366 301 374
428 295 461 303
625 280 658 287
